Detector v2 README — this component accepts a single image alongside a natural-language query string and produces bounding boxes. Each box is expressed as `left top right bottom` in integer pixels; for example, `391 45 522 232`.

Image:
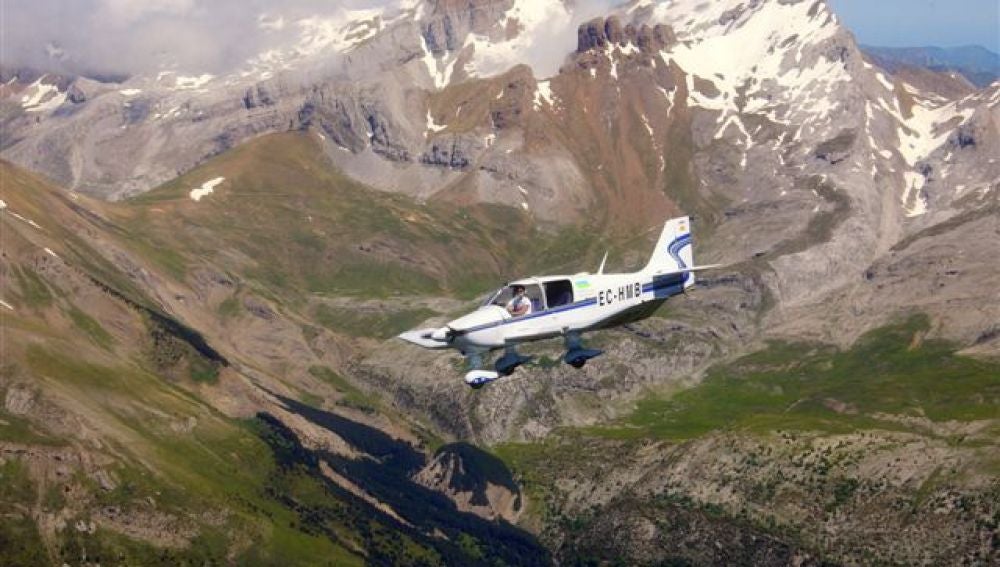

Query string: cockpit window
482 284 545 315
544 280 574 308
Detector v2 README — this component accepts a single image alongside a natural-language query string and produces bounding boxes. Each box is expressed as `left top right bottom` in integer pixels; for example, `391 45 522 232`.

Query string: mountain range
1 0 998 564
862 44 1000 88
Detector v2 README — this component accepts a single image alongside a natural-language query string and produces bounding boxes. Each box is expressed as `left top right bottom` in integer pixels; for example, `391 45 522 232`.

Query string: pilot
506 285 532 317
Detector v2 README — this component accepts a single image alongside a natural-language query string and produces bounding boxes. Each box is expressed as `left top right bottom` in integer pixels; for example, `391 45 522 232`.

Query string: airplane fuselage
449 269 688 352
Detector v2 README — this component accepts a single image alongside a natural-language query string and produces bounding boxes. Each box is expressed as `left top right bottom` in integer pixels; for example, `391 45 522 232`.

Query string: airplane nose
430 327 451 341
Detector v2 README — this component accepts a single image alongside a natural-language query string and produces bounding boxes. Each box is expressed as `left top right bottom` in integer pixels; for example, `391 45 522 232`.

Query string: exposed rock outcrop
577 16 675 53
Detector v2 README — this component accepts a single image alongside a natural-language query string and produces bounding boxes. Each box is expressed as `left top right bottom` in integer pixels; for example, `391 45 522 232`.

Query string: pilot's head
513 285 525 296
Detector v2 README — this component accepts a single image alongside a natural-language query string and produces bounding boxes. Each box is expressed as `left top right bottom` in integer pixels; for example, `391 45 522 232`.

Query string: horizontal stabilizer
651 263 723 277
397 328 451 349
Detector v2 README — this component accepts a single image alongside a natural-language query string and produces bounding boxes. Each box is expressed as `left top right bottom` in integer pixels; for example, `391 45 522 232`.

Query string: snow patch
657 86 675 113
3 201 43 229
119 88 142 97
426 110 446 134
8 210 42 229
421 37 457 89
44 247 59 259
21 77 66 113
902 172 928 217
190 177 225 201
654 0 847 149
640 113 654 139
533 80 553 109
0 299 13 311
154 105 185 121
893 100 975 167
875 72 894 92
175 74 214 90
296 9 384 56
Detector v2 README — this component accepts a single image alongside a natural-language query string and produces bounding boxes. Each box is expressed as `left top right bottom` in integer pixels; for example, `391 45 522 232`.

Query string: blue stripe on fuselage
462 297 599 333
643 273 685 292
651 283 684 299
464 274 688 335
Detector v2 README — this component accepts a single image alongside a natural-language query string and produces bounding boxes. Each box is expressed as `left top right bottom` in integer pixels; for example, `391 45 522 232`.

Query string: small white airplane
398 216 719 388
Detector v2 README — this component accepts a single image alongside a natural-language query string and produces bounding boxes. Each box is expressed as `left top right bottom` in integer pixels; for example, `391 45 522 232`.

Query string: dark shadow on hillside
258 395 548 566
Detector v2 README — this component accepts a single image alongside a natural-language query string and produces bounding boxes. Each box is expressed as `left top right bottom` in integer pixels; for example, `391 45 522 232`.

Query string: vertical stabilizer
643 216 696 287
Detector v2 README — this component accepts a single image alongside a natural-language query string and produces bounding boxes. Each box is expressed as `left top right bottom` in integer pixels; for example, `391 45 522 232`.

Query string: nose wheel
465 370 501 388
463 347 534 389
463 351 498 388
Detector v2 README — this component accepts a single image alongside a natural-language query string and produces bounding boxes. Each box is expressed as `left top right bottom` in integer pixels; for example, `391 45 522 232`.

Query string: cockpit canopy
480 278 575 314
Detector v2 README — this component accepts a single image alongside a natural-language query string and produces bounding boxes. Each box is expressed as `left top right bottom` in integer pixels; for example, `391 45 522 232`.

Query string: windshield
480 284 545 316
481 286 514 308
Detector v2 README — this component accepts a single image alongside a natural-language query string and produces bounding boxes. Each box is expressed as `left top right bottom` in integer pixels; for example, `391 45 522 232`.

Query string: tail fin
643 216 696 288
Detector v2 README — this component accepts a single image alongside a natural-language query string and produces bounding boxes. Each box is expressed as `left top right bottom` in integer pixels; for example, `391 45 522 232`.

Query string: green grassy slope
495 315 1000 564
120 132 620 302
1 156 548 565
500 315 1000 468
594 314 1000 440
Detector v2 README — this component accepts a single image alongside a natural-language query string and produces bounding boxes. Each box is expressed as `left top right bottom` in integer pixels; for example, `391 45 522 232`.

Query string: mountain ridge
1 0 998 563
862 44 1000 88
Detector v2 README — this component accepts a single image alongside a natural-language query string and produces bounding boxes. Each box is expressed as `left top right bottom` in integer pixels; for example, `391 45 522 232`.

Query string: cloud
97 0 198 26
519 0 622 77
0 0 627 80
0 0 401 78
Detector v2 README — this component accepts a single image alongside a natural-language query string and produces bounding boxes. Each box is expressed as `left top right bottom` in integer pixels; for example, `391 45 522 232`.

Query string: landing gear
562 332 603 369
463 351 500 389
463 346 534 389
494 345 533 376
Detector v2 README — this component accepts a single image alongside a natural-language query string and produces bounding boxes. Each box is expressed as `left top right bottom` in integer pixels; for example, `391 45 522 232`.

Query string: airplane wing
397 328 452 349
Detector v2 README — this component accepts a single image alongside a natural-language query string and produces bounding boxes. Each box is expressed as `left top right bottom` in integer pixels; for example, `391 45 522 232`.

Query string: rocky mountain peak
421 0 516 55
576 15 676 54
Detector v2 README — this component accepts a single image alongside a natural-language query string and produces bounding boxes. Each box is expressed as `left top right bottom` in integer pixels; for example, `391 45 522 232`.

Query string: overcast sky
828 0 999 52
1 0 996 78
0 0 402 77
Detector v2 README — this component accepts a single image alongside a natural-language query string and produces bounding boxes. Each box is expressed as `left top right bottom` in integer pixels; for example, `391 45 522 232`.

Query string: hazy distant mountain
862 44 1000 87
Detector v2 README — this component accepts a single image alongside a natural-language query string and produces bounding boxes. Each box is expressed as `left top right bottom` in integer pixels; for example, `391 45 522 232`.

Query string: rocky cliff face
3 0 996 457
3 1 995 252
1 0 998 563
